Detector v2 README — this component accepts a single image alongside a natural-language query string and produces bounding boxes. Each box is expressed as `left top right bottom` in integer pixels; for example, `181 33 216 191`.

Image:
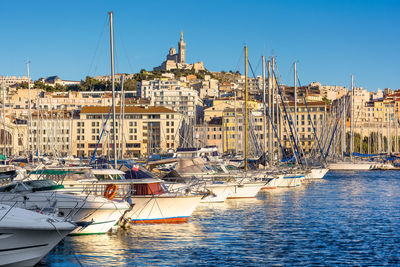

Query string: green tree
322 97 332 106
17 82 29 89
124 79 137 91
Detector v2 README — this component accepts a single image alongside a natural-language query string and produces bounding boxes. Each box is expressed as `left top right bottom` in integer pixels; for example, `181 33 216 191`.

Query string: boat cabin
0 179 63 193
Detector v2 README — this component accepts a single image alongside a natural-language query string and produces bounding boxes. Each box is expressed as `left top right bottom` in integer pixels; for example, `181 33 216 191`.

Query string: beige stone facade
74 106 181 158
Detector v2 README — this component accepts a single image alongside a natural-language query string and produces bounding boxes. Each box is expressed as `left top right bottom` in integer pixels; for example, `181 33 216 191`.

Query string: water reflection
43 171 400 266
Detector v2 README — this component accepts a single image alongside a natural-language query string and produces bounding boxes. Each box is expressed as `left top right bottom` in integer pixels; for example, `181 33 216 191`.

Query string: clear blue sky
1 0 399 91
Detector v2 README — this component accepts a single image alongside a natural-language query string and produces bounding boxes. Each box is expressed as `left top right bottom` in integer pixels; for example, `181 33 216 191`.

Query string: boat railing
164 177 208 196
61 182 136 199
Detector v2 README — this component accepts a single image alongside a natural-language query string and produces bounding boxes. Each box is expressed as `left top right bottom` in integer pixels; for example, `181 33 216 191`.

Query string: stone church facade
154 32 205 72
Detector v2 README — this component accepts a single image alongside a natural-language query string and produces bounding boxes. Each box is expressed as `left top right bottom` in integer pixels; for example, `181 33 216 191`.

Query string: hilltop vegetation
15 68 233 92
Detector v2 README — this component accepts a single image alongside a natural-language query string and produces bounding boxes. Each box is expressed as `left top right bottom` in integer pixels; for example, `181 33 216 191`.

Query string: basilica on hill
154 32 205 72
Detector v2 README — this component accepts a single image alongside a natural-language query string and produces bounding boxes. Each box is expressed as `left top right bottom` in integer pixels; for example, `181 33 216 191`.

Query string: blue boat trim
131 216 189 221
284 175 305 179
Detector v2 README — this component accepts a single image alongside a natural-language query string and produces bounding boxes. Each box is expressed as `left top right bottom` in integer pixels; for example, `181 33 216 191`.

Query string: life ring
19 163 25 167
104 184 118 200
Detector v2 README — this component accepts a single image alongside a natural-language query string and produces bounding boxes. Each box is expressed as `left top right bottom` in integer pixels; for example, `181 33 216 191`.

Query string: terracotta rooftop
80 106 176 114
287 101 326 106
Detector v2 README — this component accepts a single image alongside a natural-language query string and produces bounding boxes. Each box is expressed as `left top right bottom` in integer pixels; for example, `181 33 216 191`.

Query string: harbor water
41 171 400 266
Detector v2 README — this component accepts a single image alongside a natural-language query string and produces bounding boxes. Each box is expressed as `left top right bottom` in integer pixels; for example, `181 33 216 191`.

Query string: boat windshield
24 179 64 191
131 182 165 195
24 179 56 188
95 174 125 180
226 165 239 171
0 183 33 193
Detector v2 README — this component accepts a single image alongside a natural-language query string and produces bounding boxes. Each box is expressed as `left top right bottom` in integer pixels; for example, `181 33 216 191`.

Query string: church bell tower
178 31 186 63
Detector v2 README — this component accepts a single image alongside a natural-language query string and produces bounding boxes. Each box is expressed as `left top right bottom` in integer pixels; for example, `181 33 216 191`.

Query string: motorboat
0 204 75 266
162 176 235 203
60 168 203 224
158 157 266 199
0 174 130 235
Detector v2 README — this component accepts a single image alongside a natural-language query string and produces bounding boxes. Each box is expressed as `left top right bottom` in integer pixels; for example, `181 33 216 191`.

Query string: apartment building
74 106 181 158
282 101 327 153
30 110 73 157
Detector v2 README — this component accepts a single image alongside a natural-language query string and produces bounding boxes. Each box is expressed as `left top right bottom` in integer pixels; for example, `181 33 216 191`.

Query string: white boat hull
0 204 75 267
0 192 129 235
226 182 264 199
278 174 303 187
65 205 126 235
261 177 284 189
0 227 72 266
126 195 202 223
328 162 372 171
305 168 329 179
201 183 235 203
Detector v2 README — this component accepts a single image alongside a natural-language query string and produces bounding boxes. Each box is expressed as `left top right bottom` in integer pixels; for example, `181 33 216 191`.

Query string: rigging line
274 61 307 165
280 102 299 163
323 101 342 157
247 58 287 159
324 105 345 159
296 73 326 163
272 63 303 165
234 48 245 73
87 16 108 77
116 27 135 74
89 105 113 165
254 57 262 77
93 35 107 79
112 22 120 78
321 111 335 154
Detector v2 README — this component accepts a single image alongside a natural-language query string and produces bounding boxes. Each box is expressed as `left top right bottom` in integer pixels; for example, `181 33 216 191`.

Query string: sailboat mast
360 99 363 154
271 57 276 160
26 62 33 162
109 11 117 168
267 60 272 163
294 62 297 136
342 94 346 160
396 111 398 153
2 82 5 155
262 55 266 168
120 75 125 159
350 75 354 160
388 107 391 154
244 46 248 172
234 88 238 155
37 97 41 160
